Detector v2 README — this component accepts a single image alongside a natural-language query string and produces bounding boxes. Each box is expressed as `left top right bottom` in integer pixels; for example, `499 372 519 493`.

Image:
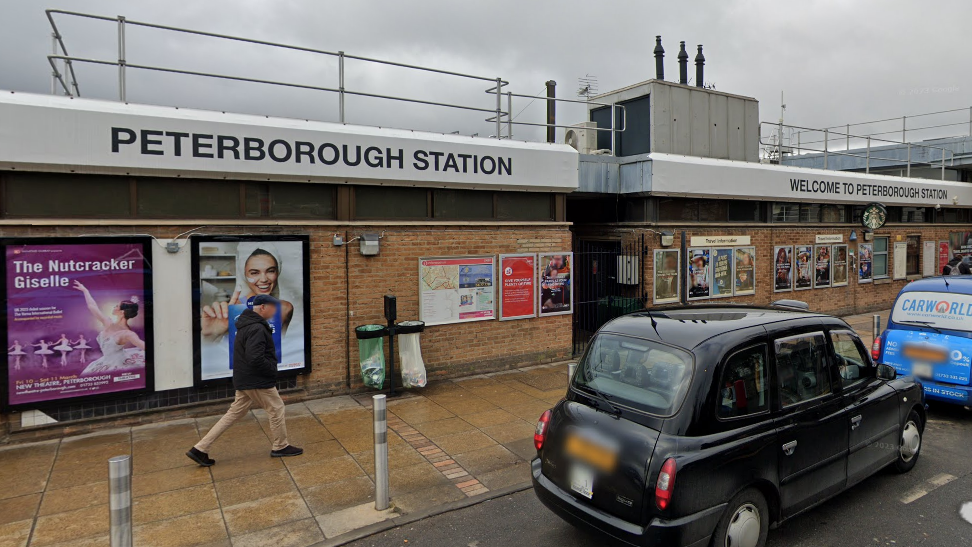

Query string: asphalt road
348 404 972 547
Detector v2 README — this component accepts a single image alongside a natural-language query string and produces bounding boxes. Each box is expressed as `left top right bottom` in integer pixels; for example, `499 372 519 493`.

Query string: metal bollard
373 394 389 511
872 314 881 342
108 455 133 547
567 362 576 382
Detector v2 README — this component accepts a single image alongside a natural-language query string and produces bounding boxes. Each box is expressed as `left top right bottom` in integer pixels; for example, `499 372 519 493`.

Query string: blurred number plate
912 362 933 379
565 435 617 472
903 345 947 363
569 465 594 499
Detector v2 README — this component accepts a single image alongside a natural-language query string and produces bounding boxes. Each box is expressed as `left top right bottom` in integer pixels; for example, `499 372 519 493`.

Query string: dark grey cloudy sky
2 0 970 145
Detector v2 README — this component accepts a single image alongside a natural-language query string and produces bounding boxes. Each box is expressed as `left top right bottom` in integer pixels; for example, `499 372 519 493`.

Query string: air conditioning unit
564 122 598 154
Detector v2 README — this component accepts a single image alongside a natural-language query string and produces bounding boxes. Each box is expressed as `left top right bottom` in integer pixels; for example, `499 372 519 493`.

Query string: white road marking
899 473 957 504
962 502 972 525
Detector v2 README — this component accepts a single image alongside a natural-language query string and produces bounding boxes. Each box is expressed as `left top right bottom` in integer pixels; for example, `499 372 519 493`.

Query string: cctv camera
936 203 942 210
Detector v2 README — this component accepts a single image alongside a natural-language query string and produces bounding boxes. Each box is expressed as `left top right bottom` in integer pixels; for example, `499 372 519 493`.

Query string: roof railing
760 121 954 180
44 9 625 148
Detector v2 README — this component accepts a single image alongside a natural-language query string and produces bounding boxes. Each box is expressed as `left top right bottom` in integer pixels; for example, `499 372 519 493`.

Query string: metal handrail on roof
43 8 626 149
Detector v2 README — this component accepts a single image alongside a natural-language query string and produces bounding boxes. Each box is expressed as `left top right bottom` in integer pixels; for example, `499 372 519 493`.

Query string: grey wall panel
710 94 729 159
651 83 672 154
744 99 760 162
619 160 651 193
728 97 746 161
690 89 711 157
579 158 620 193
671 86 692 155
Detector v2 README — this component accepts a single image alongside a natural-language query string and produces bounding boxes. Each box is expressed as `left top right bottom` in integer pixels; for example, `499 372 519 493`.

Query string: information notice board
419 256 495 326
499 254 536 320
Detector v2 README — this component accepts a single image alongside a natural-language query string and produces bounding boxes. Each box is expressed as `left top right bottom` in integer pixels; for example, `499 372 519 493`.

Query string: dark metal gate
572 235 647 355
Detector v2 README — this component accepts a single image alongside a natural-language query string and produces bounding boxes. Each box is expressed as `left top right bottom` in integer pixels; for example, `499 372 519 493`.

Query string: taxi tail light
655 457 677 510
871 337 881 361
534 410 552 451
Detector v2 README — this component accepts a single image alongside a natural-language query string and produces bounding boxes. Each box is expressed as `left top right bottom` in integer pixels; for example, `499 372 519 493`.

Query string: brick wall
0 222 572 441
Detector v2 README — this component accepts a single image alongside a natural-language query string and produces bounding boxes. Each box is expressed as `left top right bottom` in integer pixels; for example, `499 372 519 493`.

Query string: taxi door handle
851 415 863 430
782 441 797 456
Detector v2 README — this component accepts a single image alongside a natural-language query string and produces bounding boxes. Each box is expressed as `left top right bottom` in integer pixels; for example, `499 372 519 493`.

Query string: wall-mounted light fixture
359 233 383 256
849 230 858 242
864 229 874 242
660 230 675 247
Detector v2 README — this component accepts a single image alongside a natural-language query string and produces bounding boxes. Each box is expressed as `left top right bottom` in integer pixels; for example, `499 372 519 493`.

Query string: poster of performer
538 253 573 316
774 246 793 292
687 248 711 300
734 247 756 296
795 245 813 290
192 236 311 383
711 248 734 298
858 243 873 283
653 249 680 304
3 237 153 408
832 245 849 287
814 245 832 288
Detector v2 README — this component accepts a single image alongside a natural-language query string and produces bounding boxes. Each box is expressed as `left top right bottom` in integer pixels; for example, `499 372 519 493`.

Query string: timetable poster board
859 243 873 283
893 241 908 280
774 246 793 292
538 253 573 317
499 254 536 321
813 245 832 288
922 240 937 278
192 236 311 384
419 256 496 326
2 237 154 409
794 245 813 290
711 248 734 298
832 245 849 287
734 246 756 296
653 249 680 304
687 248 711 300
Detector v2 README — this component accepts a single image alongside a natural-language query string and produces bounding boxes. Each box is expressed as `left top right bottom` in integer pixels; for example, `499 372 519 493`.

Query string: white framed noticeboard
893 241 908 280
418 256 496 326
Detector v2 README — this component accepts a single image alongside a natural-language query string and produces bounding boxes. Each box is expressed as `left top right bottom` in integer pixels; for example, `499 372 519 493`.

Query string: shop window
938 208 969 223
901 207 928 223
659 198 699 222
820 204 846 223
873 236 889 279
906 235 920 276
728 201 764 222
698 200 729 222
137 178 240 218
772 202 800 222
496 193 554 221
354 186 429 219
270 183 335 218
245 183 270 217
433 189 493 220
4 173 132 218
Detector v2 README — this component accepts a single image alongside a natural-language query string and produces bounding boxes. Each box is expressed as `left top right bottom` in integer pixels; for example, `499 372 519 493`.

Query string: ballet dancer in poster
33 340 54 368
73 334 92 364
8 340 26 371
53 334 74 367
73 281 146 375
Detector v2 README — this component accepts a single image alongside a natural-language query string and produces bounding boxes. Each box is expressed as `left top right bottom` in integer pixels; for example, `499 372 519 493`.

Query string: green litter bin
355 325 388 389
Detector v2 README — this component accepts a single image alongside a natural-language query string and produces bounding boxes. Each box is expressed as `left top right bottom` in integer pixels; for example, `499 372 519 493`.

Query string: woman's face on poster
245 254 280 295
664 255 677 270
740 253 752 266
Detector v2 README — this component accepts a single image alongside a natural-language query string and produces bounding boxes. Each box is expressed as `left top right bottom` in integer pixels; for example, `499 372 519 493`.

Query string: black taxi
532 304 924 547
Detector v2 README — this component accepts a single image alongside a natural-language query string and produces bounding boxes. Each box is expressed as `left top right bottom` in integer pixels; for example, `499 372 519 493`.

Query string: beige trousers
195 388 289 452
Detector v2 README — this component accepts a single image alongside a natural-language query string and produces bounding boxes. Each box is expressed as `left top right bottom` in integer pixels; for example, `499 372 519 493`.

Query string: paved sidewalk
0 363 567 547
841 309 890 341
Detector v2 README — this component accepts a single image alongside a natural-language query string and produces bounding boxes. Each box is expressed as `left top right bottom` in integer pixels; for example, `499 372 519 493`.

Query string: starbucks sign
862 202 888 230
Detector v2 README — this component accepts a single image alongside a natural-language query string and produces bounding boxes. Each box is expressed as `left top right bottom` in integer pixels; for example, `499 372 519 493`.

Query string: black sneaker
271 445 304 458
186 447 215 467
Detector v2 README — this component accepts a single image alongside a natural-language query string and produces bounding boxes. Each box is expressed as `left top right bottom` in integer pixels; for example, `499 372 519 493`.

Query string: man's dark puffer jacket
233 309 278 390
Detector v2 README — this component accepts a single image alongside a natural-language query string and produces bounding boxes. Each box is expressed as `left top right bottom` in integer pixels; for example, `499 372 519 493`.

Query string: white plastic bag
398 332 427 388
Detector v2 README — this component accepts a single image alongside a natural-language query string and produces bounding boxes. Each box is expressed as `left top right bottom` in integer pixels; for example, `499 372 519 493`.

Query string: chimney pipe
678 41 688 85
545 80 556 144
695 45 705 88
653 36 665 80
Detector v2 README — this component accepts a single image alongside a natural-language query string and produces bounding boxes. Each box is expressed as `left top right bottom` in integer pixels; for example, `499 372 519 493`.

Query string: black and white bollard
373 394 389 511
108 455 133 547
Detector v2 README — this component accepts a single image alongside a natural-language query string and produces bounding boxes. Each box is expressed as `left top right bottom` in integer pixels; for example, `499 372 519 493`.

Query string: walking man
187 295 302 466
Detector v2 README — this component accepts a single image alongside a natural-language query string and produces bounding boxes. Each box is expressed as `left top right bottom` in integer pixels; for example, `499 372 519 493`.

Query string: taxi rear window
572 333 693 416
892 291 972 332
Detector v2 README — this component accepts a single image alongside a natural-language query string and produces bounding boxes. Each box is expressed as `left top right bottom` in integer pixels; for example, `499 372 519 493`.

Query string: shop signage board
191 235 311 384
653 249 680 304
689 236 751 247
774 246 793 292
815 235 843 244
0 94 578 192
538 253 573 317
1 236 154 409
499 254 536 321
419 256 496 326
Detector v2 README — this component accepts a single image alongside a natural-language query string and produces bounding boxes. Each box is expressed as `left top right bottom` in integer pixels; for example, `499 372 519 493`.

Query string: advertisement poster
499 254 536 320
948 231 972 257
711 248 734 298
832 245 849 287
859 243 873 283
653 249 680 304
538 253 573 317
939 241 951 274
774 246 793 292
795 245 813 290
3 237 153 408
687 248 711 300
814 245 832 288
734 247 756 295
420 256 496 325
192 236 311 383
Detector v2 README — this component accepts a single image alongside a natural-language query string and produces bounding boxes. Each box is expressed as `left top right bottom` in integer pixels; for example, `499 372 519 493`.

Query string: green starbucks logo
861 202 887 230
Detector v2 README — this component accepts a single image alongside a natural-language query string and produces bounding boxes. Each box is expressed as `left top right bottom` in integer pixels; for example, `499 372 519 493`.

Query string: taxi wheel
711 488 768 547
893 410 923 474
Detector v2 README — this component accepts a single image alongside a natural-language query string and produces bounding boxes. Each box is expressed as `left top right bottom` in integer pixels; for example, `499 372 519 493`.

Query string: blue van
875 276 972 405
